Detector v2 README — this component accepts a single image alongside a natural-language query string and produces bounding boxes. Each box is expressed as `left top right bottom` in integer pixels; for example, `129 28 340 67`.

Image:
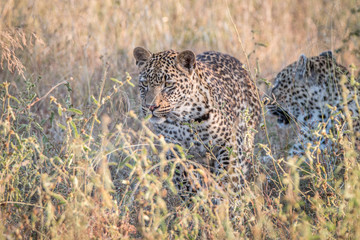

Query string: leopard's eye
163 75 175 88
140 81 149 92
165 81 175 88
140 78 148 87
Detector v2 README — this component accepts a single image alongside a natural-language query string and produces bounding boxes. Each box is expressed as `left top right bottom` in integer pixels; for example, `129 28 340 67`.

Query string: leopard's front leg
214 146 248 195
166 149 206 203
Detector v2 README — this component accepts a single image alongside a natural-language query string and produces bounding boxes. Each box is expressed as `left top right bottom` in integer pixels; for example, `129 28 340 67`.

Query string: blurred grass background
2 0 359 99
1 0 360 239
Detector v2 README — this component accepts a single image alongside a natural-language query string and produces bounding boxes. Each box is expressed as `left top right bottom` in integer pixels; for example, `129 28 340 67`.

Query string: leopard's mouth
149 115 166 124
142 105 170 124
267 105 291 125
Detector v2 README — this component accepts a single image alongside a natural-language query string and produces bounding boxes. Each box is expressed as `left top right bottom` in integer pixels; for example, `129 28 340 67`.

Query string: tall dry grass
1 0 360 239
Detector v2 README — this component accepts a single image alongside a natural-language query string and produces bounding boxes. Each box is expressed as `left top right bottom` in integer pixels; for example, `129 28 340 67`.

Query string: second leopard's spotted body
133 47 261 198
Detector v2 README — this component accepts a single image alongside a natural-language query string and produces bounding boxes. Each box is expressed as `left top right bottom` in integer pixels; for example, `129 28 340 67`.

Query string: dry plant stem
88 61 109 146
0 201 44 209
351 65 360 110
225 0 272 151
26 80 68 110
3 82 14 154
264 146 285 190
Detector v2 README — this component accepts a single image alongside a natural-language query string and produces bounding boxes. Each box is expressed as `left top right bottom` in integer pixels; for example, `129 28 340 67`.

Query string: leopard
266 51 360 158
133 47 261 201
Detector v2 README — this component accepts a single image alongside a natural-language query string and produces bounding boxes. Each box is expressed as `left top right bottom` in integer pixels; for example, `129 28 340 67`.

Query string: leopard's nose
148 104 159 112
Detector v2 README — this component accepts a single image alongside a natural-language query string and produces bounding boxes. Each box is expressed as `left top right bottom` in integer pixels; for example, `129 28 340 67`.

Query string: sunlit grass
0 0 360 239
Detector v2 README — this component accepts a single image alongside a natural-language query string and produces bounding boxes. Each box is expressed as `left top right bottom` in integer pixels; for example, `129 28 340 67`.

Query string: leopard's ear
133 47 152 68
295 54 308 80
319 50 335 61
176 50 196 75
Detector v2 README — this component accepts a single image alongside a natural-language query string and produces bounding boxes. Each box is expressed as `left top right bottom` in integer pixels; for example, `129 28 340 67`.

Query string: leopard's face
134 48 199 124
267 51 347 127
267 63 300 126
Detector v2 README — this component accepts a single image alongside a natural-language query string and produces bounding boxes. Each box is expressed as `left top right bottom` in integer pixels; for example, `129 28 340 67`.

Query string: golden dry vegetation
1 0 360 239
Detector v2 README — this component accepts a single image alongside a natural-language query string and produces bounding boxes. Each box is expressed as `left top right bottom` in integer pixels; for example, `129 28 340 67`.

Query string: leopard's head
267 51 346 127
134 47 201 124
